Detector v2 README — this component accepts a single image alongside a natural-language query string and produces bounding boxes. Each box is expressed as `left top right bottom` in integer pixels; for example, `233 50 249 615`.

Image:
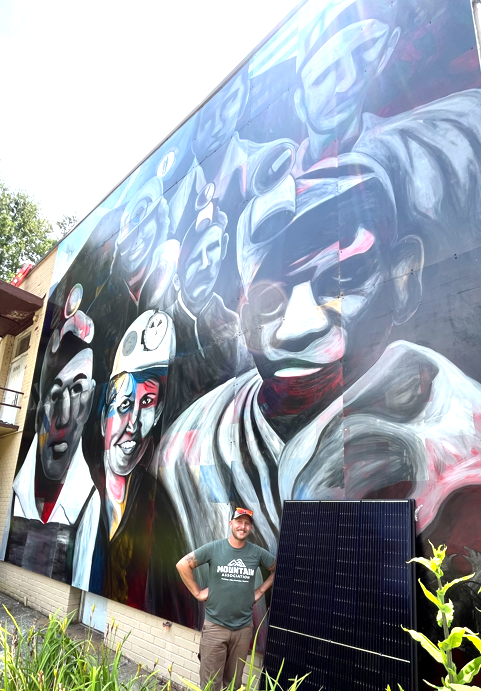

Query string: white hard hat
111 310 175 379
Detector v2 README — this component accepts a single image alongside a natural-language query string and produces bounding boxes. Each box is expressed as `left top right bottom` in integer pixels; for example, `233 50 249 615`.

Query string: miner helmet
110 310 175 379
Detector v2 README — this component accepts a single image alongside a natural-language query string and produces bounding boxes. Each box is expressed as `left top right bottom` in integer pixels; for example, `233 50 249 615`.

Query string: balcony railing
0 386 24 432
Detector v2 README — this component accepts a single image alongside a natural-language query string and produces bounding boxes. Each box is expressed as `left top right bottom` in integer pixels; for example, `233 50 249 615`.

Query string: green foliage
403 542 481 690
0 180 55 282
57 214 78 238
0 606 163 691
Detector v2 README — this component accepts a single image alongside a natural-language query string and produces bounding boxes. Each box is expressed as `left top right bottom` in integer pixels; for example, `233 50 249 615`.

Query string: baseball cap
232 507 254 522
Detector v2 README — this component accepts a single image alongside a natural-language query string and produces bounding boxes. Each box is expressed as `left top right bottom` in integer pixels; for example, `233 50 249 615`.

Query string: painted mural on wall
2 0 481 645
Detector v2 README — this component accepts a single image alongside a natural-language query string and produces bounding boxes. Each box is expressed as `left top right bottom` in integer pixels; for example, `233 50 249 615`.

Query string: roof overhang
0 279 44 337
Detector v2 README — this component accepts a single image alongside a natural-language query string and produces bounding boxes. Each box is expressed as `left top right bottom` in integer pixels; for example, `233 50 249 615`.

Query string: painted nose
200 247 210 270
126 408 140 435
57 389 71 428
336 53 357 94
211 111 224 137
276 282 329 341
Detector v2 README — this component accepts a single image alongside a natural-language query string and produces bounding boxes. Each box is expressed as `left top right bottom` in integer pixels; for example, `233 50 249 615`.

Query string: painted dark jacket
0 434 100 588
91 441 195 626
163 292 252 429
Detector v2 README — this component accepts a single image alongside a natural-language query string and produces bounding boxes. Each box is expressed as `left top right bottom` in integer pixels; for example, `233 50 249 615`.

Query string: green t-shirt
194 539 275 630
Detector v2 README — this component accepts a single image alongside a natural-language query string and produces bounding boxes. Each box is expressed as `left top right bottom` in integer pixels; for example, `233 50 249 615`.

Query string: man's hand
254 558 276 602
196 588 209 602
176 552 205 599
254 587 265 603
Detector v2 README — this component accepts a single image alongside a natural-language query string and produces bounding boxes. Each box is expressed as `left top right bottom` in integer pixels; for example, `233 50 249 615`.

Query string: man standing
176 508 276 691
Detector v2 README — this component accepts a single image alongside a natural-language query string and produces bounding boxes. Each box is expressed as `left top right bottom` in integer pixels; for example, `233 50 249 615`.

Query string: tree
57 213 78 237
0 180 56 282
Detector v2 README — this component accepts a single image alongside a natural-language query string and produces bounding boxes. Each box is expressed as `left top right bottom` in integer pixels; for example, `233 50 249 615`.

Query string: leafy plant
402 543 481 690
0 606 163 691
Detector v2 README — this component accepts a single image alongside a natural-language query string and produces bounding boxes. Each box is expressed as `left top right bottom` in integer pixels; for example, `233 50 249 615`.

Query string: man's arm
254 558 276 603
176 551 209 601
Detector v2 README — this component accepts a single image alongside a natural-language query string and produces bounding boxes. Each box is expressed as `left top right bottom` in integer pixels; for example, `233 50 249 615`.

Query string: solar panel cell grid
264 500 416 691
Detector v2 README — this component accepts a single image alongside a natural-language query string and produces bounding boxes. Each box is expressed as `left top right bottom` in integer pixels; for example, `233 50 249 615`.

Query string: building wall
1 0 481 687
0 248 82 619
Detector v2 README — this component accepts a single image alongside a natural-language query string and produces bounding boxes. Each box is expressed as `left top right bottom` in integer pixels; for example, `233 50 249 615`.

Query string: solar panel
264 500 417 691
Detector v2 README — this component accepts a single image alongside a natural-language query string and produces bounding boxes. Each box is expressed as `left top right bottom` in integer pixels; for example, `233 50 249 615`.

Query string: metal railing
0 386 24 426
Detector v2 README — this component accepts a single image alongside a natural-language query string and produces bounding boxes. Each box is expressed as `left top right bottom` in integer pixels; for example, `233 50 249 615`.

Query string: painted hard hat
110 310 175 379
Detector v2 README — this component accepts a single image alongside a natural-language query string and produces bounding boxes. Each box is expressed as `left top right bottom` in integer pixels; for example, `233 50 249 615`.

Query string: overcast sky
0 0 299 229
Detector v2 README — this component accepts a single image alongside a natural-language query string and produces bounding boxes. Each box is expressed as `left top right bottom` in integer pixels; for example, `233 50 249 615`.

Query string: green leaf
437 600 454 628
407 557 435 570
419 580 443 608
466 635 481 654
457 656 481 684
402 628 445 664
449 685 481 691
438 574 475 596
439 628 468 651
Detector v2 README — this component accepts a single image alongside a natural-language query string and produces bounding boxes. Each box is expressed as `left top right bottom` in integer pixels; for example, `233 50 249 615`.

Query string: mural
3 0 481 668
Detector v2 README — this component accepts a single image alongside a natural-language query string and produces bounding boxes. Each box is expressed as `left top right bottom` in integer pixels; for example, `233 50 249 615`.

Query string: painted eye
248 282 286 319
71 383 84 396
141 395 155 407
118 399 131 414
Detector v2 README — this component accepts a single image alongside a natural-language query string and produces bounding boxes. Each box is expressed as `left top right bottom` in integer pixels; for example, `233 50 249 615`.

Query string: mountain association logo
227 559 246 568
217 558 255 581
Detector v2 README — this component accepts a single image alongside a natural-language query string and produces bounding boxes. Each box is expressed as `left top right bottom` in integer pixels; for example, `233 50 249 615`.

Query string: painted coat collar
12 434 95 525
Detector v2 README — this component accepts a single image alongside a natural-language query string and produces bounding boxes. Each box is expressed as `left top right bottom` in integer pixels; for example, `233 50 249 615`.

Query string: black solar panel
264 500 417 691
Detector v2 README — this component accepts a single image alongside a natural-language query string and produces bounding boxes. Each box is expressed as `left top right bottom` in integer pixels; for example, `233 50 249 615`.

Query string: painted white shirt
0 434 100 591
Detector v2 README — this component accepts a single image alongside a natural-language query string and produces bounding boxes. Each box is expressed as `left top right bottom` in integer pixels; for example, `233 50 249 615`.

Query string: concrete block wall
107 600 263 686
0 562 81 619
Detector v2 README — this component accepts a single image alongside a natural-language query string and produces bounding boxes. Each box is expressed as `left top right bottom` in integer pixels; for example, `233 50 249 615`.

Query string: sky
0 0 299 231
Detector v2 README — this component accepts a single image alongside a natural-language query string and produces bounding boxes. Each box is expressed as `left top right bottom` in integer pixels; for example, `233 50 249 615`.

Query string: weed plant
0 607 162 691
400 543 481 691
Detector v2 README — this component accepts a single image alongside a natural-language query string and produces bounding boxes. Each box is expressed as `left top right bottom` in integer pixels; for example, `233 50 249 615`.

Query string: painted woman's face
103 373 162 476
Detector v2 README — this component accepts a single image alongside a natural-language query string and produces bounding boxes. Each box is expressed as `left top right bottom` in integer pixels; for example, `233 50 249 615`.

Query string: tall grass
0 607 162 691
0 607 307 691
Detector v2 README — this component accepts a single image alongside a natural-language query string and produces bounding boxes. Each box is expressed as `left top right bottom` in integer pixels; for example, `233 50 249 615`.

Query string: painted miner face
192 71 248 160
240 166 423 412
295 13 399 139
102 371 165 476
36 349 95 481
179 223 228 311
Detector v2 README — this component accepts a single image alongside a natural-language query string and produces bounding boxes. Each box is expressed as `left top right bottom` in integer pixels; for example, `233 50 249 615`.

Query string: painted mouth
274 367 322 378
51 442 68 459
117 440 137 455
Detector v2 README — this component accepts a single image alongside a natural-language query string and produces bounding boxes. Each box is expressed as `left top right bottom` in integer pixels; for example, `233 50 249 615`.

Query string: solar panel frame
263 500 417 691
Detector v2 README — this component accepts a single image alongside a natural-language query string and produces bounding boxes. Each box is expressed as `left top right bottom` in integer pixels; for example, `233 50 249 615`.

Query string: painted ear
85 379 96 419
101 403 107 437
221 233 229 260
376 27 401 78
294 88 308 124
390 235 424 325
